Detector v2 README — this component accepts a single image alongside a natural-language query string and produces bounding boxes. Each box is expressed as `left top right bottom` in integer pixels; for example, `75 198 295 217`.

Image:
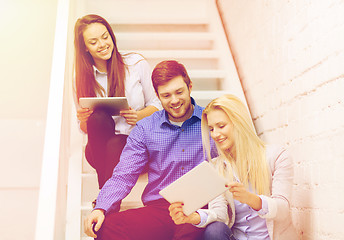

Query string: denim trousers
203 221 236 240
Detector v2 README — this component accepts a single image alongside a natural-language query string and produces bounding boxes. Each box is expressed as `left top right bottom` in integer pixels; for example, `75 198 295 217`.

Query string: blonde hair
201 94 270 195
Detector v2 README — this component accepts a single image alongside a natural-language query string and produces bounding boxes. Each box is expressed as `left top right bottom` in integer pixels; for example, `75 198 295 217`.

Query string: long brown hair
74 14 126 102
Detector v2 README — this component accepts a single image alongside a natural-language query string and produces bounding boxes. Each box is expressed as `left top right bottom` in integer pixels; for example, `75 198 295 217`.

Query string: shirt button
181 129 184 132
181 167 184 170
182 149 184 152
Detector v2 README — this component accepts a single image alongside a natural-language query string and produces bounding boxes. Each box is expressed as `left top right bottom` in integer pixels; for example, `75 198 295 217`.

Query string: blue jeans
203 222 236 240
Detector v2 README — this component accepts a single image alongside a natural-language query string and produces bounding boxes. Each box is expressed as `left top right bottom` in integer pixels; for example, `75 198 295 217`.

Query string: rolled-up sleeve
258 147 294 221
194 193 233 228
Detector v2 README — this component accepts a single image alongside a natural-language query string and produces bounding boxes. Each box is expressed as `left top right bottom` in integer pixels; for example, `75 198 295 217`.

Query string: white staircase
66 1 246 239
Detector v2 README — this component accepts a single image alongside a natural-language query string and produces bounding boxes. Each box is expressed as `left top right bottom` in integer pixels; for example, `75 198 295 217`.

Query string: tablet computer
79 97 129 116
159 161 228 216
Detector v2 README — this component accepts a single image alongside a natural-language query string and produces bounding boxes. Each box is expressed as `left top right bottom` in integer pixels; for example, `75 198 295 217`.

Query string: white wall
218 0 344 239
0 0 57 239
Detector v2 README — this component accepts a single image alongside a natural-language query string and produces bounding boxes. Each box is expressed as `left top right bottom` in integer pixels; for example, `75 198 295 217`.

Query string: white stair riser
83 0 208 25
111 23 209 33
146 58 219 71
118 39 213 51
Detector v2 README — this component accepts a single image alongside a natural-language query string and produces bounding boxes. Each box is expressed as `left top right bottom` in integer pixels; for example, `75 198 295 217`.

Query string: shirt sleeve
257 147 294 221
194 193 232 228
137 59 162 110
193 210 208 227
257 195 269 215
94 124 149 212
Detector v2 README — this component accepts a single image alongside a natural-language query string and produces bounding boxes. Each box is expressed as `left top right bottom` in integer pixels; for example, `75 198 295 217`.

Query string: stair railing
34 0 71 239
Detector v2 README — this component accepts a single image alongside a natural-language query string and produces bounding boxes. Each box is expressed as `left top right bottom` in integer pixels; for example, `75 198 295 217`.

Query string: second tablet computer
79 97 129 116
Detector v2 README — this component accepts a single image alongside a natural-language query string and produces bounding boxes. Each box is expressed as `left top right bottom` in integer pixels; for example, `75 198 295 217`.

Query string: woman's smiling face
207 108 235 153
83 23 114 65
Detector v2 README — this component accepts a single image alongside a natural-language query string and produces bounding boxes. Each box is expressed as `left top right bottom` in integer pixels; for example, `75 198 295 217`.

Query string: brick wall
218 0 344 239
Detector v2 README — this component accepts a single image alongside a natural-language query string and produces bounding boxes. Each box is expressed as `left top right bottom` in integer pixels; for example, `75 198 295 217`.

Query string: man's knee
96 212 129 240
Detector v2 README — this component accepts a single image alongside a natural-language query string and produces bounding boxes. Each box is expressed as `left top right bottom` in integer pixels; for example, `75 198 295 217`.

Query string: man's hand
84 209 105 238
168 202 201 225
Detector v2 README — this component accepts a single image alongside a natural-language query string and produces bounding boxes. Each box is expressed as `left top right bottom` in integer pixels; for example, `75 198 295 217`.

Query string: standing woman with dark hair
74 14 161 191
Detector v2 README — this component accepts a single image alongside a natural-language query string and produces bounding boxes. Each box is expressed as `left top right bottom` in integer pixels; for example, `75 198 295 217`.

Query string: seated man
84 60 217 240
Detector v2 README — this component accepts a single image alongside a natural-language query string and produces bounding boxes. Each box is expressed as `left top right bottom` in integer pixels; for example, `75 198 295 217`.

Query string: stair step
188 70 226 79
81 173 99 205
81 172 148 182
117 32 214 40
81 173 97 178
85 0 208 25
112 23 209 33
120 200 144 211
82 164 95 174
189 70 226 91
81 173 148 211
192 90 231 99
109 18 208 25
81 237 93 240
116 32 214 50
125 50 219 59
81 200 145 214
147 58 219 71
192 90 231 107
81 203 93 212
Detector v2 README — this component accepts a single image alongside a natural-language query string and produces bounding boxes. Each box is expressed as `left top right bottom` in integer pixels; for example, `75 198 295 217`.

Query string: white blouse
77 53 162 135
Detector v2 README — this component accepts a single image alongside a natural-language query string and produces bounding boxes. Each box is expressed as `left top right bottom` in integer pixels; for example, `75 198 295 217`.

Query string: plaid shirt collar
159 97 203 127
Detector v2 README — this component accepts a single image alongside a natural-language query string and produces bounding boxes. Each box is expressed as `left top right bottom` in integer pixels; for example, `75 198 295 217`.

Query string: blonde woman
169 94 297 239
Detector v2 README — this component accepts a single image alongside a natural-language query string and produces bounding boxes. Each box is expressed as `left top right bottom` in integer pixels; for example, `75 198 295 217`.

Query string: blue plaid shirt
96 99 215 213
